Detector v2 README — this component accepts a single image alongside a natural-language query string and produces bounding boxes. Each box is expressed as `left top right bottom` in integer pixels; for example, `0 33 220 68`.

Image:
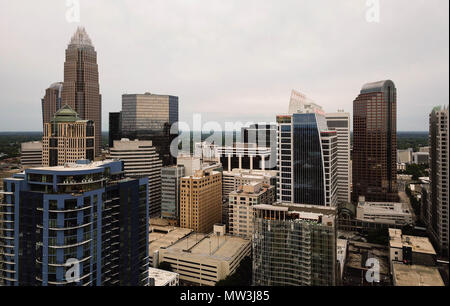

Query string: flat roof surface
393 263 444 286
148 268 179 286
165 233 250 262
149 220 194 255
389 229 436 255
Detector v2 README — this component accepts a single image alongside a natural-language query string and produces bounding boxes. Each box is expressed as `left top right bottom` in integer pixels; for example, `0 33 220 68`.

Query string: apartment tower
428 106 449 258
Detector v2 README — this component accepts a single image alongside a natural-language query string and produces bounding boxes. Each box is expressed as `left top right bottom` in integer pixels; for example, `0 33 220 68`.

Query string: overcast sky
0 0 448 131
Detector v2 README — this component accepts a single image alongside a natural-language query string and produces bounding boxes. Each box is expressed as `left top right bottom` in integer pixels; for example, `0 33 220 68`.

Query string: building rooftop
148 268 179 286
389 229 436 255
31 159 117 172
149 219 194 256
392 263 445 286
164 232 251 262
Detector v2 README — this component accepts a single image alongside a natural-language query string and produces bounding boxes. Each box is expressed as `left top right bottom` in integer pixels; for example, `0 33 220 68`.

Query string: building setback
42 105 95 167
109 139 162 218
0 160 149 286
253 203 337 286
62 27 102 157
352 80 399 203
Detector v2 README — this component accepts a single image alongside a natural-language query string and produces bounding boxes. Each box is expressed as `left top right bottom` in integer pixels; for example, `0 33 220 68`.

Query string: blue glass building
277 112 338 206
0 160 149 286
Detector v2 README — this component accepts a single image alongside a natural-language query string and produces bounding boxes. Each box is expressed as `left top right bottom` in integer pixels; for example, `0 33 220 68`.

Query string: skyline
0 0 448 132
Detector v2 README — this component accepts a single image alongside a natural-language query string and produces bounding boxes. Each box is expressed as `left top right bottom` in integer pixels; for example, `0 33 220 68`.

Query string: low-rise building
156 225 251 286
356 198 413 226
412 152 429 164
392 263 444 286
389 228 437 266
149 218 194 268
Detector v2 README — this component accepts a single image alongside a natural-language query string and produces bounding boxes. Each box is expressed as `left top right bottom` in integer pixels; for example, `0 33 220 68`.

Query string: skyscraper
252 203 337 286
0 160 149 286
41 82 63 129
277 113 338 207
120 93 179 166
352 80 398 203
428 106 449 258
62 27 102 157
326 111 351 204
109 139 162 218
42 105 95 167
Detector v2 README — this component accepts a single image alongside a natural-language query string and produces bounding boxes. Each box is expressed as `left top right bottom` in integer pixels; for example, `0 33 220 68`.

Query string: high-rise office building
253 203 337 286
0 160 149 286
428 106 449 258
240 124 277 170
108 112 122 148
20 141 43 168
180 170 222 233
352 80 398 203
109 139 162 218
229 182 275 239
120 93 179 166
62 27 102 157
41 82 63 129
276 113 338 207
161 165 185 223
42 105 95 167
326 111 351 204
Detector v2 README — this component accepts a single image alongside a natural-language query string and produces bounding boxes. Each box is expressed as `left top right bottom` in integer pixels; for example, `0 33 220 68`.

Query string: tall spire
69 26 93 47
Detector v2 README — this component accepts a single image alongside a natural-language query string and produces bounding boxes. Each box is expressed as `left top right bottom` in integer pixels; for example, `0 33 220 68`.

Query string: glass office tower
120 93 179 166
277 113 338 206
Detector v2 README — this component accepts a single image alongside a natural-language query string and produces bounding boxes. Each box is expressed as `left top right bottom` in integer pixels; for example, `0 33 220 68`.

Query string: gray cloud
0 0 448 131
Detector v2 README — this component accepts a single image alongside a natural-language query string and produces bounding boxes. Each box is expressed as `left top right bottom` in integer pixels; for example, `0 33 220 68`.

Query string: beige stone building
229 182 275 239
42 105 95 166
180 170 222 233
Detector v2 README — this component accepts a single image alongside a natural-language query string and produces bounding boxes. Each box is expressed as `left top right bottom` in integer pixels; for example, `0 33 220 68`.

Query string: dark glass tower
352 80 398 203
62 27 102 157
120 93 179 166
108 112 122 148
